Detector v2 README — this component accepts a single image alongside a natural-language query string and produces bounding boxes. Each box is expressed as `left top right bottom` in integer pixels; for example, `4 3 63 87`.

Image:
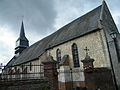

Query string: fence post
42 55 58 90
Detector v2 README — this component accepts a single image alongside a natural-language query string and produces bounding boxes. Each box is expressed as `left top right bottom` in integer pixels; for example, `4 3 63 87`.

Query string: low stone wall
0 79 49 90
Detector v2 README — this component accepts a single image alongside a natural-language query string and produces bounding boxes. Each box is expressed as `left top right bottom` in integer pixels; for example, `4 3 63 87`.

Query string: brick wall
44 64 58 90
84 68 116 90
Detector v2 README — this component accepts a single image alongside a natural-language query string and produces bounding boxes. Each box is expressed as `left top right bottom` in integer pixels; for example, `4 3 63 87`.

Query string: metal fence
0 64 44 81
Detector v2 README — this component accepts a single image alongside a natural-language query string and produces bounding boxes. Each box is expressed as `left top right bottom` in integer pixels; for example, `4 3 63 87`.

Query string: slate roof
7 1 112 66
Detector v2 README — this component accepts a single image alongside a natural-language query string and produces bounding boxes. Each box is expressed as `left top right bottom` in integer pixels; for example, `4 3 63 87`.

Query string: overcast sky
0 0 120 65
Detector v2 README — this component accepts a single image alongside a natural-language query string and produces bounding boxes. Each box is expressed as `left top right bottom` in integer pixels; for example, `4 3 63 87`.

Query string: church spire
19 21 28 41
15 21 29 55
20 21 25 37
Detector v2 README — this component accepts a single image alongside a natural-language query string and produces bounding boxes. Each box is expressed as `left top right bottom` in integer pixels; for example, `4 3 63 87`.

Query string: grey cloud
0 42 14 64
109 0 120 10
0 0 56 36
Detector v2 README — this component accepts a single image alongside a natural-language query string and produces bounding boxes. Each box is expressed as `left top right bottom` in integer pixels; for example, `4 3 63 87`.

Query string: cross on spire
84 47 89 55
22 15 24 21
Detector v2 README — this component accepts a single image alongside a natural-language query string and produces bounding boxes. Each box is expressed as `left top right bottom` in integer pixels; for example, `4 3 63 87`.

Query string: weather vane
22 15 24 21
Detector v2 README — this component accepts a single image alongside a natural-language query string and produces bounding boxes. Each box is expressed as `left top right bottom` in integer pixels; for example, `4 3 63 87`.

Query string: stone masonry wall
49 29 110 70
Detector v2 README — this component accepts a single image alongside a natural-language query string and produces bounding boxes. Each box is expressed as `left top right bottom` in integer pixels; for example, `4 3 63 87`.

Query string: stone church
3 1 120 90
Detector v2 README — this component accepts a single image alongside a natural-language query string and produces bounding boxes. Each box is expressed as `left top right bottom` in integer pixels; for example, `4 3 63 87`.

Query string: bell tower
15 21 29 56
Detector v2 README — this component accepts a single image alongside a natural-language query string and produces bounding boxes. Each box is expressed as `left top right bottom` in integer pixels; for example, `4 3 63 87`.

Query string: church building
3 1 120 90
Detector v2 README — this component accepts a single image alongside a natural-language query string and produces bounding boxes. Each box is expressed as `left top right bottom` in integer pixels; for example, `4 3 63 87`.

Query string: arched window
72 43 80 67
56 49 61 63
